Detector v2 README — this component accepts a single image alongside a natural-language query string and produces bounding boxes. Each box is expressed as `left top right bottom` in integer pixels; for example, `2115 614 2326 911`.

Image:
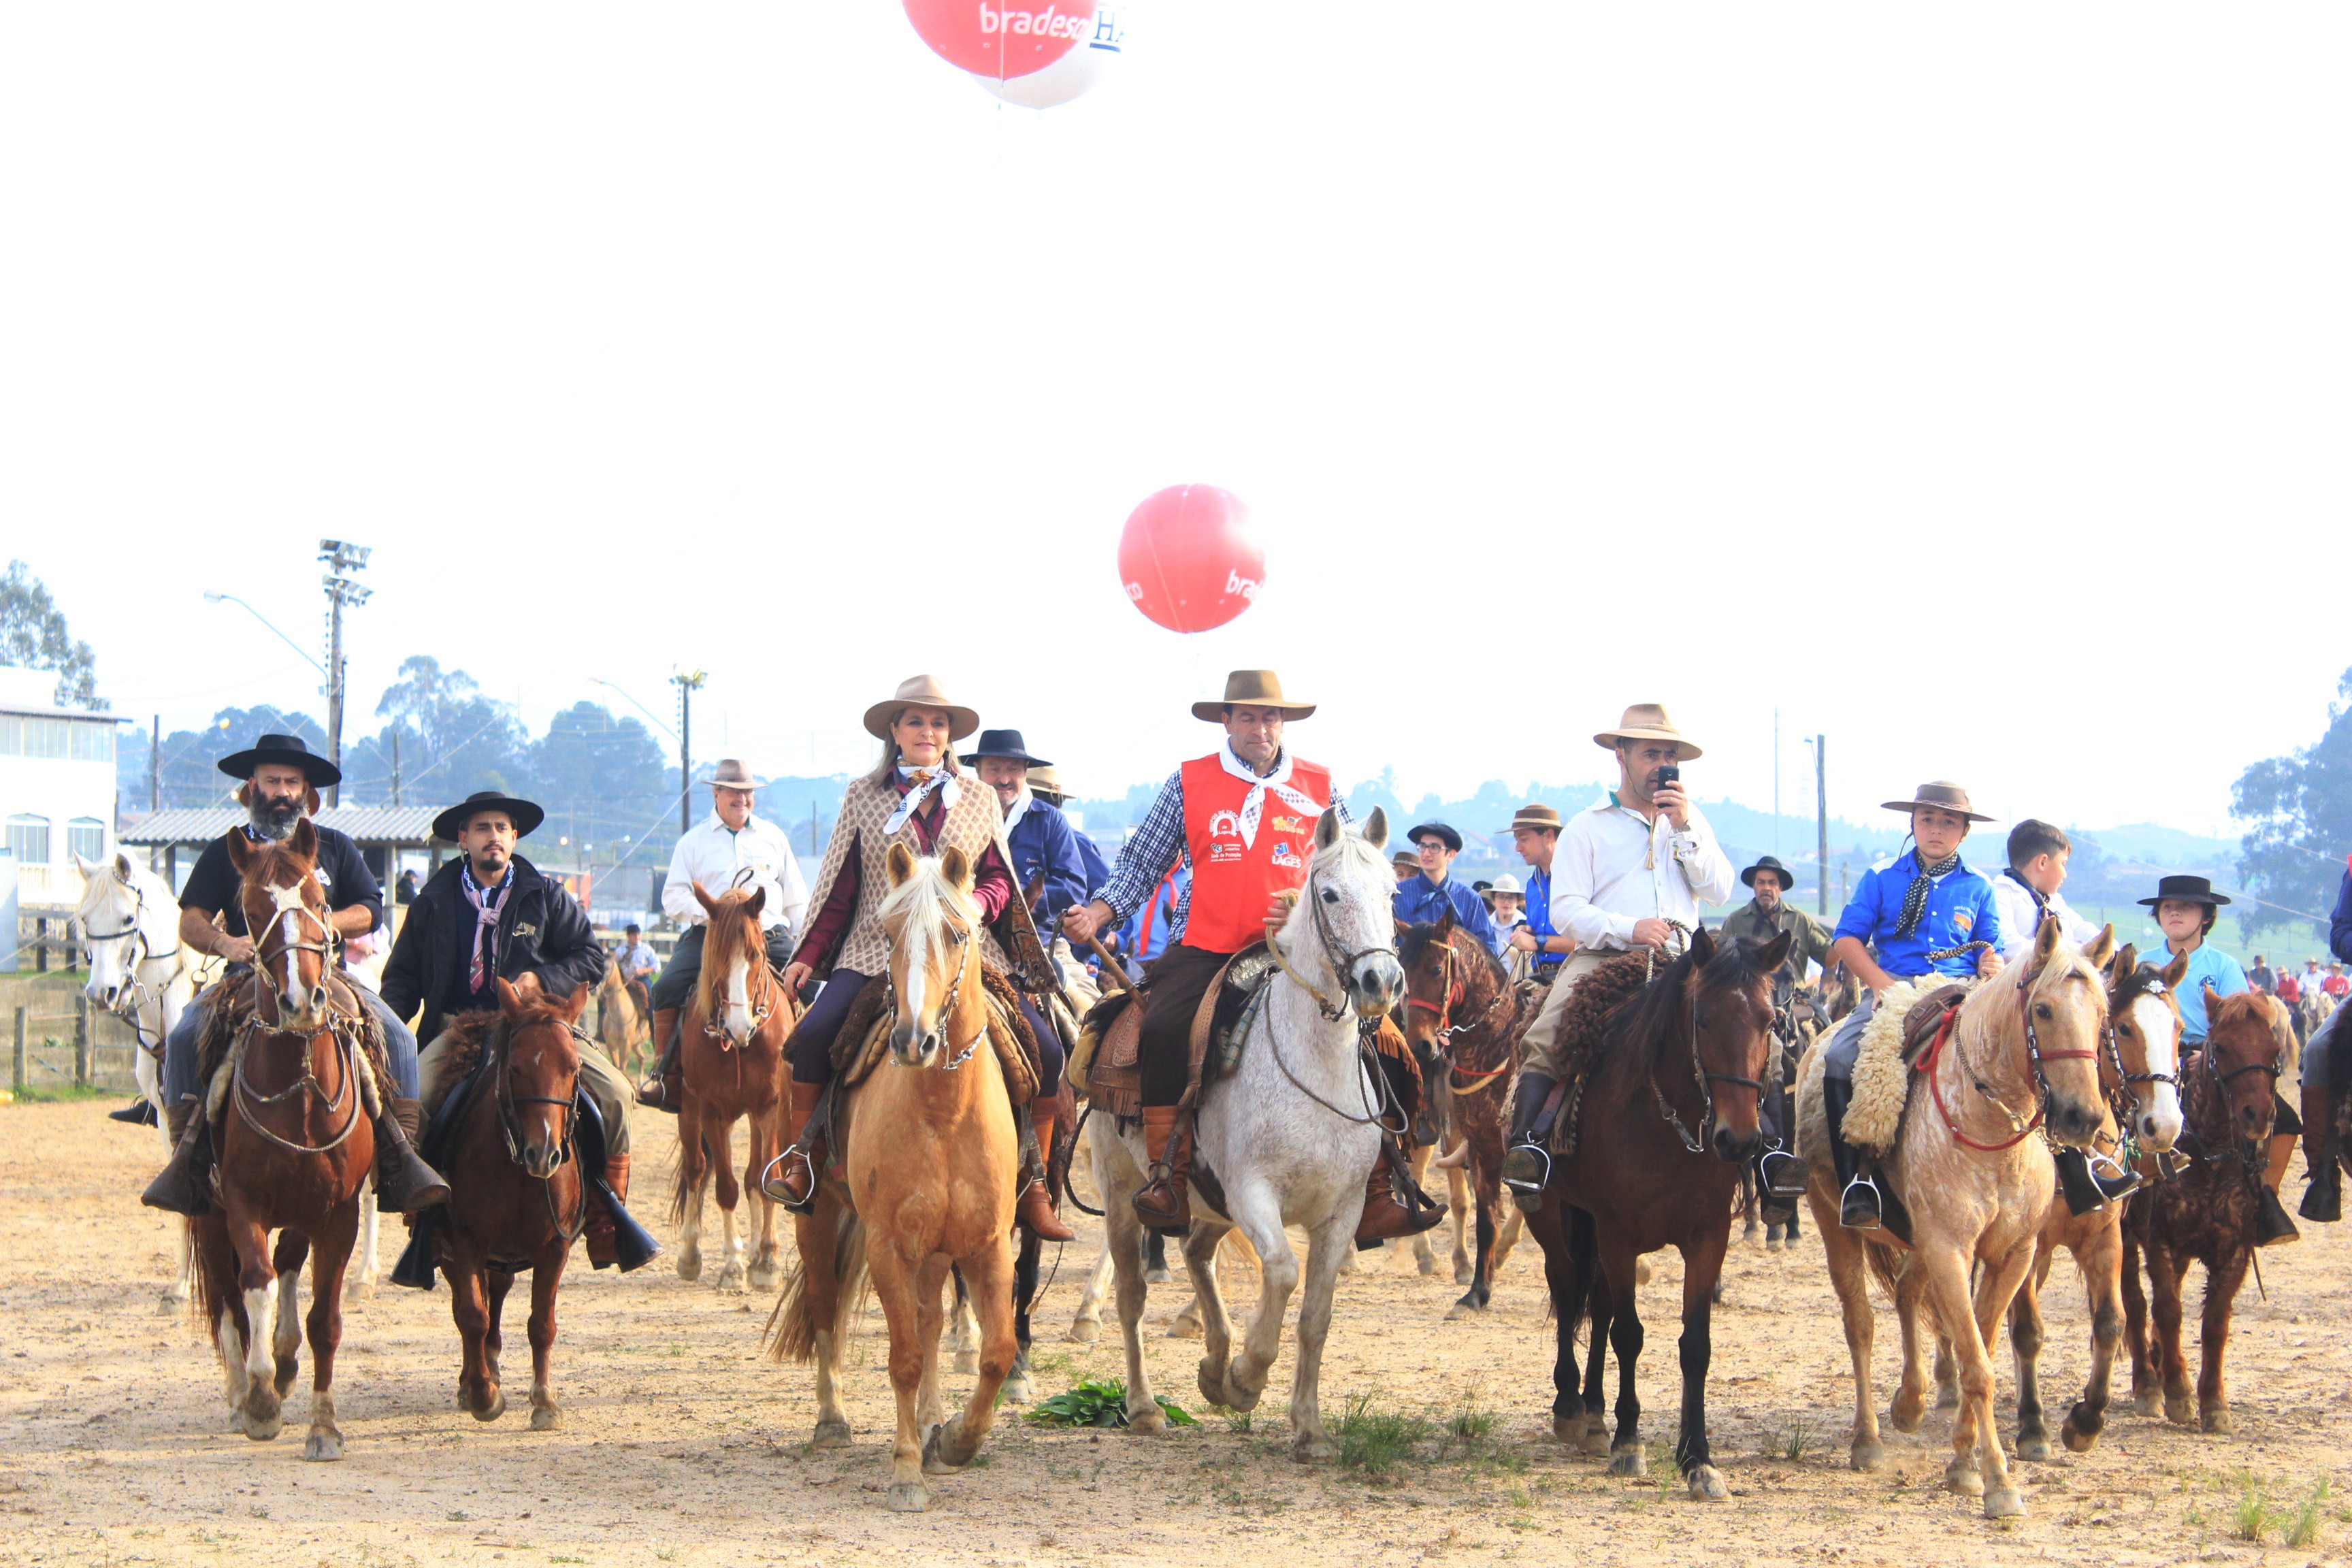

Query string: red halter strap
1916 1009 2044 1153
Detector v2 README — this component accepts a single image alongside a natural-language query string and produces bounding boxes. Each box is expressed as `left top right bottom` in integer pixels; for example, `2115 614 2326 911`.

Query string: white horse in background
1094 806 1406 1459
76 851 197 1303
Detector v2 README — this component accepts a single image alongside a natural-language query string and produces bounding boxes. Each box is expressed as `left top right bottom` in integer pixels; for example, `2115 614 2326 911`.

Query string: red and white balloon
903 0 1094 80
1117 484 1264 634
973 4 1126 109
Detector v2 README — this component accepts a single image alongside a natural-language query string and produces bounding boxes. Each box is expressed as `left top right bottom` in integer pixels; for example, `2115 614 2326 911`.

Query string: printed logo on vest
1269 814 1305 834
1270 842 1303 869
1209 843 1243 864
1207 808 1242 840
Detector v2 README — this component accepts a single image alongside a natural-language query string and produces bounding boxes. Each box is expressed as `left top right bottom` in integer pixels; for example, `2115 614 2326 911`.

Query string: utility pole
1810 734 1829 916
391 729 402 807
1772 708 1780 856
672 668 707 834
318 540 373 807
149 715 160 812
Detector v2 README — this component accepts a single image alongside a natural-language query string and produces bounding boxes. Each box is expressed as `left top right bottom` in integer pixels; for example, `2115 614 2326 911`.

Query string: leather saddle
1079 942 1279 1119
1899 983 1970 1065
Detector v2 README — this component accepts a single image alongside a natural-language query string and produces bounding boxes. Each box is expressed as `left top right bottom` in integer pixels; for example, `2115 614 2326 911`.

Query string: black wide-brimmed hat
2138 874 2231 909
1407 821 1463 853
1742 854 1797 889
959 728 1051 768
431 790 546 844
216 732 340 788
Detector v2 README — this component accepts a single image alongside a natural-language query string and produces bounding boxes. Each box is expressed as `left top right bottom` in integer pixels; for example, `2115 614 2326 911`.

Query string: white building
0 665 118 904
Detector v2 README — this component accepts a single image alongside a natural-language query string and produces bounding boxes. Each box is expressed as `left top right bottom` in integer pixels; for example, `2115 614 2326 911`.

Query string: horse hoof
530 1404 561 1433
1889 1396 1925 1435
1143 1264 1173 1285
747 1265 779 1293
1291 1431 1336 1463
1001 1374 1035 1407
2060 1422 2099 1454
1984 1487 2027 1519
472 1391 506 1423
1454 1261 1473 1286
1765 1236 1782 1254
1607 1446 1648 1478
2132 1390 2160 1418
1850 1441 1884 1473
2201 1405 2233 1435
301 1429 344 1462
1167 1314 1205 1342
1686 1465 1731 1502
676 1251 702 1284
1935 1382 1960 1412
885 1482 928 1513
1126 1403 1166 1435
242 1411 283 1443
952 1352 980 1375
2163 1395 2194 1426
2016 1434 2051 1463
716 1262 747 1294
813 1418 853 1449
1066 1318 1101 1344
1551 1413 1585 1444
1944 1460 1984 1498
1578 1424 1610 1458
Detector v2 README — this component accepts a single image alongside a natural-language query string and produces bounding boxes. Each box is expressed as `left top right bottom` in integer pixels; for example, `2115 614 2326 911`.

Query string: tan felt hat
1192 669 1316 723
707 758 766 789
862 673 981 742
1879 781 1994 823
1592 703 1703 760
1501 804 1563 834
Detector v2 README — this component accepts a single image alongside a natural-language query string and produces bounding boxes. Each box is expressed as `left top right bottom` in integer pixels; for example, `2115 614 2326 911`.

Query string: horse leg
745 1115 782 1292
2009 1243 2052 1460
226 1216 284 1440
1676 1228 1733 1501
674 1108 706 1283
1527 1198 1582 1443
800 1200 853 1448
928 1236 1018 1475
1927 1242 2029 1518
1219 1187 1299 1421
713 1115 747 1292
195 1219 250 1428
915 1256 949 1436
2145 1243 2194 1424
2120 1229 2158 1417
450 1252 501 1421
344 1181 378 1301
1492 1194 1525 1273
1811 1183 1884 1471
1889 1261 1937 1433
1143 1229 1173 1284
1739 1167 1762 1248
866 1240 933 1512
2197 1250 2250 1434
1002 1228 1041 1406
1447 1169 1499 1320
1283 1213 1352 1462
301 1200 357 1460
950 1267 981 1375
1183 1218 1246 1410
1578 1222 1613 1454
2062 1220 2125 1453
1068 1235 1114 1343
1106 1208 1165 1433
169 1215 195 1311
1449 1154 1473 1284
1596 1230 1648 1477
1409 1145 1442 1277
270 1230 308 1399
527 1238 566 1432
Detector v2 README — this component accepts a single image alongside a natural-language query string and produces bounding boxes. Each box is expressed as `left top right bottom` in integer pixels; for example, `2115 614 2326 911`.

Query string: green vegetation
1026 1377 1196 1429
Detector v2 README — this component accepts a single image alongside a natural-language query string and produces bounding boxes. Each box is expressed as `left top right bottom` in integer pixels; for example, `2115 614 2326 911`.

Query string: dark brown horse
2121 988 2296 1433
1398 911 1529 1314
1524 926 1791 1501
189 821 375 1457
423 979 595 1430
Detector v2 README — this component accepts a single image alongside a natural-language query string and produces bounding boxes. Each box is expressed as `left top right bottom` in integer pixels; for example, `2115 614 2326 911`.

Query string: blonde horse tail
768 1212 866 1365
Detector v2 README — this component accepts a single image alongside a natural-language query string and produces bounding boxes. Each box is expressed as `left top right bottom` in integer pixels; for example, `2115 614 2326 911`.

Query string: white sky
5 4 2345 836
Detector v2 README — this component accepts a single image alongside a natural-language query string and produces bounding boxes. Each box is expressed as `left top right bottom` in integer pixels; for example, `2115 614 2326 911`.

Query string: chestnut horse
1524 925 1792 1502
424 979 595 1431
671 883 796 1292
2121 988 2296 1433
773 842 1022 1512
596 956 653 1078
188 821 375 1458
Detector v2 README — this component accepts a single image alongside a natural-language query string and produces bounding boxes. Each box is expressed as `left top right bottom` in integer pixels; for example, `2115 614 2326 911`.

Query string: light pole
316 542 373 807
587 678 682 741
203 591 327 677
672 668 706 834
1809 735 1829 917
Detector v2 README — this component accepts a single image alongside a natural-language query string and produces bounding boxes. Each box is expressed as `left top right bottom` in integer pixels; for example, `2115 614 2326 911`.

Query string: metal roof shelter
121 806 446 887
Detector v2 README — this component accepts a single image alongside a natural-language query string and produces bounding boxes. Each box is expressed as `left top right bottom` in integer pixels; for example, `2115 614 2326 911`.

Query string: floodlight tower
672 668 708 832
319 540 373 806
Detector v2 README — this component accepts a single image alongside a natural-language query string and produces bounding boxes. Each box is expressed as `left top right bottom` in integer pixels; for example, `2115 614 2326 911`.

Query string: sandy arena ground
3 1098 2348 1567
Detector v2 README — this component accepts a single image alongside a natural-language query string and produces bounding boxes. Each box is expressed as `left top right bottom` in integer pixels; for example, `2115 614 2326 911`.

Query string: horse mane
1399 919 1509 996
1607 935 1779 1079
1548 951 1660 1085
695 887 773 1022
2208 988 2296 1078
876 855 980 933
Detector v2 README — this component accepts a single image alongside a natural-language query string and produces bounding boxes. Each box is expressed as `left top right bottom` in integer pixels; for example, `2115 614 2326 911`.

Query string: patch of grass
1026 1377 1196 1429
1335 1393 1435 1475
2232 1482 2272 1543
1445 1390 1497 1452
2284 1477 2330 1550
1212 1405 1252 1434
446 1511 473 1522
1774 1416 1816 1462
10 1081 106 1104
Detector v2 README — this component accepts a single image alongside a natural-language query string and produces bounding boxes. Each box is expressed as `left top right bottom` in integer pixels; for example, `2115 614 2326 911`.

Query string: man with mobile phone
1500 705 1735 1206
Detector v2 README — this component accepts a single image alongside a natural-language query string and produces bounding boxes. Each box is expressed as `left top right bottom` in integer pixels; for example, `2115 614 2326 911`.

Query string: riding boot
1758 1148 1808 1198
637 1009 683 1113
2300 1086 2340 1222
376 1098 450 1216
584 1153 632 1268
1132 1105 1192 1233
761 1079 828 1214
1822 1075 1886 1230
1015 1107 1076 1242
1499 1071 1558 1211
2255 1130 2302 1245
2053 1146 2140 1216
109 1098 158 1126
1354 1137 1446 1247
141 1097 214 1217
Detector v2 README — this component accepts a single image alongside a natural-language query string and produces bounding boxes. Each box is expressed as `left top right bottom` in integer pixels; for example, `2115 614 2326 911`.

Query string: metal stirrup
1502 1140 1552 1194
760 1144 815 1205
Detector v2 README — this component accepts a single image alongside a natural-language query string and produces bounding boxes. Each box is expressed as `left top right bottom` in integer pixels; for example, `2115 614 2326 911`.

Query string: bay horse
1523 925 1792 1502
671 883 796 1293
2121 988 2296 1433
418 979 595 1431
2004 945 2185 1458
1091 807 1406 1460
1397 909 1528 1316
595 956 653 1078
772 841 1024 1512
187 820 375 1458
1797 917 2111 1517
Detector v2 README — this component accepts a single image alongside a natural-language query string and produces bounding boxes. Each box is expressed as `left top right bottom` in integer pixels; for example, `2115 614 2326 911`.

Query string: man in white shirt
637 759 810 1111
1991 819 2103 962
1500 705 1736 1204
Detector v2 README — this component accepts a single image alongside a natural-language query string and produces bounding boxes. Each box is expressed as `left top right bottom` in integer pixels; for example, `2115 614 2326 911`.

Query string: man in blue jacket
1394 821 1503 955
2299 864 2352 1222
963 730 1090 929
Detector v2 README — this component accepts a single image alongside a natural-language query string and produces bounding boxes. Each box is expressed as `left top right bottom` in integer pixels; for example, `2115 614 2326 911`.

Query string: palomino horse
2121 988 2296 1433
773 842 1024 1512
671 883 796 1293
1397 910 1529 1316
420 979 595 1431
76 850 197 1301
596 956 653 1078
1524 926 1793 1501
187 821 375 1458
1798 917 2111 1517
2002 945 2185 1458
1093 806 1405 1460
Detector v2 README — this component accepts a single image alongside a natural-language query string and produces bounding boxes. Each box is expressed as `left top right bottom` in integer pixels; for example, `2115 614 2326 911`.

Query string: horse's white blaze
901 918 929 1038
725 956 753 1042
243 1282 276 1384
2127 993 2185 1149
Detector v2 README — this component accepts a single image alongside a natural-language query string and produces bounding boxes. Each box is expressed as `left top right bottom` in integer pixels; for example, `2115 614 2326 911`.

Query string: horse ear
496 977 523 1015
744 885 766 922
559 979 594 1024
692 881 720 917
1435 905 1455 938
2083 924 2114 969
1759 929 1793 973
290 817 317 863
2159 949 2189 990
73 852 99 880
1688 925 1716 965
885 842 917 888
1315 810 1341 851
302 784 321 817
2110 942 2136 980
114 850 136 883
2033 911 2062 964
940 845 973 891
1362 807 1388 851
1394 917 1412 938
227 832 255 875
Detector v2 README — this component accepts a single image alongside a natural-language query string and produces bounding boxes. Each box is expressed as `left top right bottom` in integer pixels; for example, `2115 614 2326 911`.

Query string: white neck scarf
999 787 1035 840
1218 744 1323 848
885 764 960 834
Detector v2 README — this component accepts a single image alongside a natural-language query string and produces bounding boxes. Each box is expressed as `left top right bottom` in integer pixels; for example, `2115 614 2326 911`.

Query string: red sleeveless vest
1178 752 1333 955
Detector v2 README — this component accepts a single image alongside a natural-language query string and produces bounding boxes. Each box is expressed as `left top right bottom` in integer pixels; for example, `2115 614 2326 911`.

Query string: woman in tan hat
765 675 1071 1240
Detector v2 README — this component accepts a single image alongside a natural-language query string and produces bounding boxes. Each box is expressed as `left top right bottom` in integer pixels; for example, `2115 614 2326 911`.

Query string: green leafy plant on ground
1336 1393 1436 1475
1026 1377 1196 1430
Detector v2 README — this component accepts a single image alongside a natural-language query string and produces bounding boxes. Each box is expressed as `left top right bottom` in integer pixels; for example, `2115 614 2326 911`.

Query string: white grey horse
1093 806 1404 1459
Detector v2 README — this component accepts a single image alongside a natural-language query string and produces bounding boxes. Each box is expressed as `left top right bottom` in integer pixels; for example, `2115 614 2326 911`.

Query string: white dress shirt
1990 869 2102 960
662 811 808 934
1550 794 1737 951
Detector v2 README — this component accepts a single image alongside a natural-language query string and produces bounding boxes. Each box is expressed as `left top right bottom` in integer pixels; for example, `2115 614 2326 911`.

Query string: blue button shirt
2330 868 2352 966
1832 851 2004 979
1524 865 1563 975
2163 940 2247 1043
1394 872 1503 956
1004 800 1091 930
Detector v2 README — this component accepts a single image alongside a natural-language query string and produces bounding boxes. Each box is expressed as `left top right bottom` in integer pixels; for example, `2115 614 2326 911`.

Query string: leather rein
1403 932 1518 1094
1917 958 2099 1154
78 879 186 1062
489 1015 589 1243
231 889 365 1158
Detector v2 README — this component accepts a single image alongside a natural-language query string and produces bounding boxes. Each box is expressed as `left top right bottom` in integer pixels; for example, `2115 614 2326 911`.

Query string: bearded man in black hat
1723 855 1836 981
142 734 446 1218
381 791 642 1267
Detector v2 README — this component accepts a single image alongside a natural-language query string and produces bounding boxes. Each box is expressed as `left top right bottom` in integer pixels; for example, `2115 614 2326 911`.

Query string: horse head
230 819 332 1030
1397 905 1466 1052
881 840 981 1070
75 849 146 1011
693 881 771 1046
495 977 590 1180
1681 924 1790 1163
1285 805 1403 1019
2007 916 2111 1147
2201 990 2292 1151
2105 942 2187 1153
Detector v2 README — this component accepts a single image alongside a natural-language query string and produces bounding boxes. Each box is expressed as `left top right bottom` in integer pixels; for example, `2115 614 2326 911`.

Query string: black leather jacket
380 854 606 1045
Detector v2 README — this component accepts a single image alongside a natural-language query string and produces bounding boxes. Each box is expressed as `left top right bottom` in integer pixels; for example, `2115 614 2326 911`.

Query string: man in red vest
1063 670 1439 1244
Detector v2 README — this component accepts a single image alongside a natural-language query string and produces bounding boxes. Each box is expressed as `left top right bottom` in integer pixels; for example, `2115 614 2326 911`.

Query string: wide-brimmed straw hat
1880 781 1994 823
1025 764 1066 803
707 758 766 789
1490 873 1524 896
1592 704 1703 760
863 674 981 741
431 789 545 843
1192 669 1315 723
2138 874 2231 909
1500 804 1563 835
217 732 342 788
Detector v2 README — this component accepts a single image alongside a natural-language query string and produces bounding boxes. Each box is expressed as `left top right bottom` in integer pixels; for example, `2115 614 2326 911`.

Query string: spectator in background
1473 878 1495 914
615 921 659 1020
1490 874 1532 982
2249 953 2274 993
395 868 422 905
1392 849 1419 884
1394 821 1503 957
2328 963 2350 1002
2302 956 2327 996
1990 819 2102 960
1501 803 1569 983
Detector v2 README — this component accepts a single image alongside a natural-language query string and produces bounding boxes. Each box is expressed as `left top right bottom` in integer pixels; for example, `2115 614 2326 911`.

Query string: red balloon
903 0 1094 80
1117 485 1264 634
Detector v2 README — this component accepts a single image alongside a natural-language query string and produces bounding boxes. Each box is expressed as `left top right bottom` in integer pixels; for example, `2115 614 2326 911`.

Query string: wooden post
35 917 48 974
11 1008 24 1094
74 994 91 1088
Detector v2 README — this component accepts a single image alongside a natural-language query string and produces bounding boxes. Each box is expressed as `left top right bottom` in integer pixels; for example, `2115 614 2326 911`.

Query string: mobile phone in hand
1653 763 1681 791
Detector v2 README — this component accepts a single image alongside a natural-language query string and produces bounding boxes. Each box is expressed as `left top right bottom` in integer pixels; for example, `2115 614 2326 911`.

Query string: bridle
227 873 367 1157
1403 930 1518 1094
79 877 184 1060
492 1015 589 1243
887 905 982 1072
1267 849 1400 1024
1643 928 1769 1156
1921 956 2100 1153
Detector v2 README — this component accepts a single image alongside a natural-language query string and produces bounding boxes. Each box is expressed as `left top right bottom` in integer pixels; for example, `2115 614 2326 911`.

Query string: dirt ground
4 1098 2349 1568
